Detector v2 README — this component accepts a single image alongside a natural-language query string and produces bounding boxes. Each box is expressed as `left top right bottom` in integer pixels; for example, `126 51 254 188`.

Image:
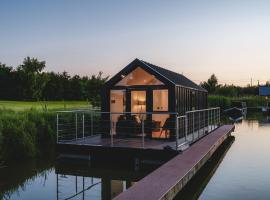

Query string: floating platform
56 136 180 162
114 125 235 200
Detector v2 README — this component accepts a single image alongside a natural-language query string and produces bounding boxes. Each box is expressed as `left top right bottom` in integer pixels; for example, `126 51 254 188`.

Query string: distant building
259 86 270 96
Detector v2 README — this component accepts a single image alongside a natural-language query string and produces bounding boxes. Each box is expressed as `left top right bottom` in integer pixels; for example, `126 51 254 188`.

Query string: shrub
208 95 231 110
0 109 55 162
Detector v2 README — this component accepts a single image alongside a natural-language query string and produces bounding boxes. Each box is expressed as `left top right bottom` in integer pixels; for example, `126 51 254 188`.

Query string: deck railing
176 107 220 150
56 107 220 150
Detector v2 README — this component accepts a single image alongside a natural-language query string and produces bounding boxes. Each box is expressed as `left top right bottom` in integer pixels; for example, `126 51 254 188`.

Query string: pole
185 116 188 142
192 112 195 141
203 110 205 136
82 113 85 138
75 113 78 140
176 115 179 150
91 112 93 135
198 111 200 138
56 113 59 143
110 114 113 146
142 119 145 148
218 108 220 125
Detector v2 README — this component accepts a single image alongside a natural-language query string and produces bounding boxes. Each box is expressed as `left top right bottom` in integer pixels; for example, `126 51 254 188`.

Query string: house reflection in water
55 160 158 200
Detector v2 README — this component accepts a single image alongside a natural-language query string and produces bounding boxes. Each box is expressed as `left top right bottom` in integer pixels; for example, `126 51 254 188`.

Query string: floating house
101 58 208 139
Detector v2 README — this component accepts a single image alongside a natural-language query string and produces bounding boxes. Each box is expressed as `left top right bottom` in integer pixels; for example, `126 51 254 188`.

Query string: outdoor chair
159 117 175 139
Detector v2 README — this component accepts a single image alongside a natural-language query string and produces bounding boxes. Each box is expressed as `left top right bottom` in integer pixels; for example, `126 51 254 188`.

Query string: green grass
0 101 91 111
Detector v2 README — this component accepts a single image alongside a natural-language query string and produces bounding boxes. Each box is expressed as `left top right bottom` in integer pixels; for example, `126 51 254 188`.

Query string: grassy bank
208 95 268 110
0 109 56 163
0 101 90 111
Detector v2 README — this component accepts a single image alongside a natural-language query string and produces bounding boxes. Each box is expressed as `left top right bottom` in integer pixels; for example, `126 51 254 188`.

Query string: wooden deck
57 125 220 162
59 136 177 150
114 125 235 200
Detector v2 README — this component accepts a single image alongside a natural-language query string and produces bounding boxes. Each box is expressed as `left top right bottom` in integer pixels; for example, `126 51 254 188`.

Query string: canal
1 112 270 200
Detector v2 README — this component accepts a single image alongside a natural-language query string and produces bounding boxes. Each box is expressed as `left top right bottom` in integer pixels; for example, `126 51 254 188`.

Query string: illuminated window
116 67 164 86
153 90 168 111
131 90 146 120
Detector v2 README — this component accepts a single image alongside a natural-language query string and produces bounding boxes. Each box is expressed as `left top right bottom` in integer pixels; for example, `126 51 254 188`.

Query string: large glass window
153 89 168 111
131 90 146 120
116 67 164 86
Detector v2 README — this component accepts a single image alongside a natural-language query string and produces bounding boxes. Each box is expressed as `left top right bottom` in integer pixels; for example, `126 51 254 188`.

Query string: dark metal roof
259 86 270 96
104 58 207 92
139 59 207 92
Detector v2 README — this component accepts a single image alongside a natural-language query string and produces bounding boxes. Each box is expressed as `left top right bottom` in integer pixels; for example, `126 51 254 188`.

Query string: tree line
200 74 259 96
0 57 109 106
0 58 262 104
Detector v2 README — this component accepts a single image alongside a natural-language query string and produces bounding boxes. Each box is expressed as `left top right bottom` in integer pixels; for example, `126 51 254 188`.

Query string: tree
201 74 219 94
85 71 109 106
0 63 16 99
16 57 47 100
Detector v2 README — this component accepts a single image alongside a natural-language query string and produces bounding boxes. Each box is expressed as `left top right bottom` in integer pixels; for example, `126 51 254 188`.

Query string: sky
1 0 270 86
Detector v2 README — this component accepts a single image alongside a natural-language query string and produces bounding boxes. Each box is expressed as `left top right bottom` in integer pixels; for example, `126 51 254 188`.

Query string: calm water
1 112 270 200
0 159 159 200
199 113 270 200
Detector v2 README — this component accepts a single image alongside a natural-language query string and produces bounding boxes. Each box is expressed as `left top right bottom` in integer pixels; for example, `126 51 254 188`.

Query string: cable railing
56 108 220 150
176 107 220 150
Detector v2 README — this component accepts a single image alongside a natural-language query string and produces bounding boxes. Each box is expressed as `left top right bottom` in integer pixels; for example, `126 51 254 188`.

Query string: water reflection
55 160 157 200
174 136 235 200
198 112 270 200
0 158 159 200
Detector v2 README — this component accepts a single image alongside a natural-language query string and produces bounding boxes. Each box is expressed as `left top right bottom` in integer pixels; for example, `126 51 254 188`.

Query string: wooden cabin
101 58 208 139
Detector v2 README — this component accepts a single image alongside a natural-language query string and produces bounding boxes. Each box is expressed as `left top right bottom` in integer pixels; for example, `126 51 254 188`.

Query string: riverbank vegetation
208 95 268 109
0 109 55 163
201 74 268 109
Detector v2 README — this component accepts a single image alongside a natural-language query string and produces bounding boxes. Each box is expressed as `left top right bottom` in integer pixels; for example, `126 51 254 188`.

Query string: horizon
1 0 270 86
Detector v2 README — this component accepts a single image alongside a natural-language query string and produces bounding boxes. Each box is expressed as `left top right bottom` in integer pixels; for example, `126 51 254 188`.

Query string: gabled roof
259 86 270 96
140 60 207 92
105 58 207 92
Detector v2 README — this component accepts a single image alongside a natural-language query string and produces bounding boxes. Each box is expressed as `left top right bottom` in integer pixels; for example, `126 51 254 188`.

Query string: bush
208 95 269 110
0 109 55 162
208 95 231 110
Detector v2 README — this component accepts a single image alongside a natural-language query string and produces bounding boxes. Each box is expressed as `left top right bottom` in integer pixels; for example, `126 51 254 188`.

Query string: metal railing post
82 113 85 138
215 108 216 128
56 113 59 143
208 109 209 133
176 115 179 150
192 112 195 141
75 113 78 140
90 112 93 135
185 115 188 141
198 111 200 138
213 109 215 129
203 110 205 136
110 114 113 145
142 119 145 148
110 114 113 146
210 109 212 132
218 108 220 125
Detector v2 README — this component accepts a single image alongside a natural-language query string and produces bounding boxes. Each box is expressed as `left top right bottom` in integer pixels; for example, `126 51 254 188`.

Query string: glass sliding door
131 90 146 120
110 90 126 134
152 89 170 138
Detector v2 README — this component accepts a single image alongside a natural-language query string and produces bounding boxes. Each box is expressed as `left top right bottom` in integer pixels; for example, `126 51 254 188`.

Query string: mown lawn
0 101 91 111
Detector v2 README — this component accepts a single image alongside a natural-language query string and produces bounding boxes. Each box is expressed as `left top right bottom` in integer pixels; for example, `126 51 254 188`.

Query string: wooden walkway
114 125 235 200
